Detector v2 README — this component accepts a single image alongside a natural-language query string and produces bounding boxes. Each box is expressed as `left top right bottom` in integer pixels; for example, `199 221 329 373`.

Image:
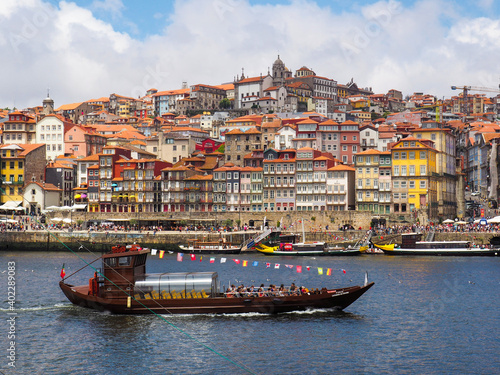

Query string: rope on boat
0 187 259 375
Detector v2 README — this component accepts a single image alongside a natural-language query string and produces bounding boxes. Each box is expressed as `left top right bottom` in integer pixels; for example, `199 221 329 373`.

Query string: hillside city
0 56 497 224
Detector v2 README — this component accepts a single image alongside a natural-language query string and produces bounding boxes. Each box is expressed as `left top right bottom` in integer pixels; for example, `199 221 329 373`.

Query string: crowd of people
225 282 323 298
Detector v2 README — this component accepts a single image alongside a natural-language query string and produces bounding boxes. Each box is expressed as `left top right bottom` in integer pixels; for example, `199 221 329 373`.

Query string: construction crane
451 85 500 116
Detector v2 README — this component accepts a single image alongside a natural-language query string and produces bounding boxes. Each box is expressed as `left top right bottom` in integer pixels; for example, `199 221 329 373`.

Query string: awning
72 204 87 210
0 201 23 210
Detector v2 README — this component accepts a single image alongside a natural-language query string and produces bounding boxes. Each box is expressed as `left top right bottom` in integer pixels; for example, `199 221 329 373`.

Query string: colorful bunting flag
243 260 248 267
252 261 259 267
326 268 332 276
221 258 226 263
190 254 196 261
296 265 302 273
151 249 157 256
285 264 293 269
274 263 280 269
318 267 323 275
177 253 183 262
159 250 165 259
200 256 203 262
60 263 65 279
342 269 346 274
306 266 310 271
210 257 215 263
266 263 270 268
233 259 241 264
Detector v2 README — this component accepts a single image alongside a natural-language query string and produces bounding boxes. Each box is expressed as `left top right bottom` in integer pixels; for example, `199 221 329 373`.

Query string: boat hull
59 281 374 315
381 248 499 256
257 249 363 256
177 245 241 254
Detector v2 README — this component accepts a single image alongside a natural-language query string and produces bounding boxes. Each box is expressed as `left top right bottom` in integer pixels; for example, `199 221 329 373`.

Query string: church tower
42 91 54 115
272 55 286 87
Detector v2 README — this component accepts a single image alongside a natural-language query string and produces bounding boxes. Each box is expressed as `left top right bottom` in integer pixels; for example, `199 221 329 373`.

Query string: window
393 166 399 176
420 180 426 189
409 152 415 159
401 152 407 160
420 151 426 159
420 165 426 175
409 181 415 189
409 165 415 176
393 152 399 160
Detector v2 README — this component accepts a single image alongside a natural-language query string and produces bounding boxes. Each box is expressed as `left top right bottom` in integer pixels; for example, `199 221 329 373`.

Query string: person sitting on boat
258 284 265 297
290 283 298 295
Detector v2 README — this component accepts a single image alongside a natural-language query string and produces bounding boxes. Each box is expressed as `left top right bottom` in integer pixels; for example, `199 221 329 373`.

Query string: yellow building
391 137 438 218
355 149 383 213
411 127 457 218
0 144 46 206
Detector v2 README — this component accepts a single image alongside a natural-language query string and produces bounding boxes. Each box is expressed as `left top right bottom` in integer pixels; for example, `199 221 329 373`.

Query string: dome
273 55 284 67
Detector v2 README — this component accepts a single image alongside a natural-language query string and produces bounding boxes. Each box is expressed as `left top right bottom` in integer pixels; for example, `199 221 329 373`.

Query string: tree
216 144 225 153
219 98 231 109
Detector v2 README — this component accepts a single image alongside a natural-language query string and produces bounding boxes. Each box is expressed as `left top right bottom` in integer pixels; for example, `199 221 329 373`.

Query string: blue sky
43 0 500 39
2 0 500 108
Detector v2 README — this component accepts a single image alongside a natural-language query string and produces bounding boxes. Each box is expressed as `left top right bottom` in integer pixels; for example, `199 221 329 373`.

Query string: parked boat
255 220 365 256
59 244 374 314
178 238 241 254
256 243 365 256
375 233 500 256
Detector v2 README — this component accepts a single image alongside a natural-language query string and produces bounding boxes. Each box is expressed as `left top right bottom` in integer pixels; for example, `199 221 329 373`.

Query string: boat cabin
94 244 149 298
134 272 219 299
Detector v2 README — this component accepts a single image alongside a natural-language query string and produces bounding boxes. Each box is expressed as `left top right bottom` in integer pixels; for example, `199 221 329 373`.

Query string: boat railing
223 289 322 298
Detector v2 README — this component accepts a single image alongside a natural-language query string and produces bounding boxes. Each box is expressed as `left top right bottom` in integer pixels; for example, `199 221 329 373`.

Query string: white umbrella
455 221 468 225
50 217 62 222
487 216 500 224
62 218 74 224
442 219 454 224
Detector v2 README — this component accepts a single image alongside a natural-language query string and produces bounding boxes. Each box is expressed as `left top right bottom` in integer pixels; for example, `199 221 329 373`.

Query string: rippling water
1 250 499 374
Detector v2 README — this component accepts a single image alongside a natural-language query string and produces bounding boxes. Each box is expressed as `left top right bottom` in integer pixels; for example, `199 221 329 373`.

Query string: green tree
219 98 231 109
216 144 225 153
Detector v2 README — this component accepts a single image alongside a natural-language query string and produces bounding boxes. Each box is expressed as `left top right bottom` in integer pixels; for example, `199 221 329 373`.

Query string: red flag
266 262 270 268
306 266 310 271
190 254 196 261
233 259 241 264
159 250 165 259
342 269 346 274
60 263 66 279
296 265 302 273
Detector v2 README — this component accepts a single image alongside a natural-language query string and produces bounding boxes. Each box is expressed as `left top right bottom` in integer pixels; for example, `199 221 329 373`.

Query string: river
1 249 499 374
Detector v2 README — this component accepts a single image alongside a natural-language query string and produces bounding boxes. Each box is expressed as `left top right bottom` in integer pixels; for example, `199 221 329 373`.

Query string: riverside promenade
0 226 498 252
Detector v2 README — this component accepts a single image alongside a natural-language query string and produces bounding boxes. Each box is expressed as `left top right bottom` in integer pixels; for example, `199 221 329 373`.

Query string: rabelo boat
59 244 374 314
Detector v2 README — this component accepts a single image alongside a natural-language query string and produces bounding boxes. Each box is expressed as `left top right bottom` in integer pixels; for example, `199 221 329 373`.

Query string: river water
1 249 499 374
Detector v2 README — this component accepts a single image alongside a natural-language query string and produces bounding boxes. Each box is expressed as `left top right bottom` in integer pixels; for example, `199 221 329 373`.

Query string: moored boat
59 244 374 314
178 238 241 254
256 243 365 256
376 233 500 256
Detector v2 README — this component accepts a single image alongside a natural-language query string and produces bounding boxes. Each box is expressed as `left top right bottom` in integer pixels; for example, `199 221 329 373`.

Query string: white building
36 114 72 161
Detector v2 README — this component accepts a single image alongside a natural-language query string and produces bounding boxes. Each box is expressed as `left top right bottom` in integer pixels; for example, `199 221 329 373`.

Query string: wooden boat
377 233 500 256
178 238 241 254
256 243 365 256
59 244 374 315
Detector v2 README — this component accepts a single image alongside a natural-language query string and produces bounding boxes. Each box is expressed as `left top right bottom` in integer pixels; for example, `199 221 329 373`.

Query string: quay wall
0 229 497 252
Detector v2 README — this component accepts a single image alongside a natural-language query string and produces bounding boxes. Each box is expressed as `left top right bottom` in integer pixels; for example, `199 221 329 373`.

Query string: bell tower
42 89 54 115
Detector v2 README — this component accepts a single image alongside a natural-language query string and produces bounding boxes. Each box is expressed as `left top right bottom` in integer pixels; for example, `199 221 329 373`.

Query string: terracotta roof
327 165 355 172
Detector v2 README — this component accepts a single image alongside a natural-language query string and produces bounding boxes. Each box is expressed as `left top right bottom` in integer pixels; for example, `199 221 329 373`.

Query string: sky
2 0 500 109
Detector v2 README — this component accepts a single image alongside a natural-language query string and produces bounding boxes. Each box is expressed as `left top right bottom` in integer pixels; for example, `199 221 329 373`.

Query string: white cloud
2 0 500 110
